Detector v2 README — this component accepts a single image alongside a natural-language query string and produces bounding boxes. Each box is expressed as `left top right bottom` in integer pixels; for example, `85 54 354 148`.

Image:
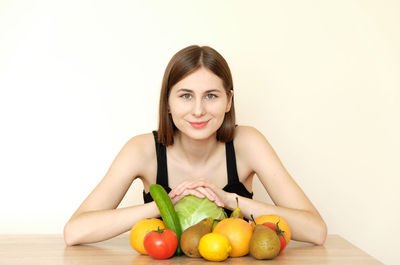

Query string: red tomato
262 222 287 254
143 227 178 259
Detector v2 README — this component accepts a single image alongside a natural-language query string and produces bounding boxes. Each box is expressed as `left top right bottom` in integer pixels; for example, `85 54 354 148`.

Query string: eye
205 94 217 100
181 93 192 100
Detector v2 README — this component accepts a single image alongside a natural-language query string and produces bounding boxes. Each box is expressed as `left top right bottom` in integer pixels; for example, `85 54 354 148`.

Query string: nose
193 98 206 117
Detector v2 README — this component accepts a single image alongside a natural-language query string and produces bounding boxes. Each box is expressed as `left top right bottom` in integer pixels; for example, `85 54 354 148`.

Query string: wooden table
0 234 382 265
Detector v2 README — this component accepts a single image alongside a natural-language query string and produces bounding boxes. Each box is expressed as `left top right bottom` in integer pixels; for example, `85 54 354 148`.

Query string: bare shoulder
233 125 276 167
109 132 156 180
233 125 270 150
124 132 156 163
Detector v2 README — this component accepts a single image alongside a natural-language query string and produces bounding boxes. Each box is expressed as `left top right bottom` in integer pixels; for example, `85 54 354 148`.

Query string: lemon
198 233 232 262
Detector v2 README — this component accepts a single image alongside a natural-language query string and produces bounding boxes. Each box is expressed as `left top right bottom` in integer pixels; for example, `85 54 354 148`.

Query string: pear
230 197 243 218
180 217 214 257
249 224 281 259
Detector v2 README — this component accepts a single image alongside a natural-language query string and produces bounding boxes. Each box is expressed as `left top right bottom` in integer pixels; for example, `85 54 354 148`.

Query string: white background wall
1 1 399 264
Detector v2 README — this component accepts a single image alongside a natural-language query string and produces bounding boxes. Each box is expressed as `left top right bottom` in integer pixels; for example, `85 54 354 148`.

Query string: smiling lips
189 121 209 129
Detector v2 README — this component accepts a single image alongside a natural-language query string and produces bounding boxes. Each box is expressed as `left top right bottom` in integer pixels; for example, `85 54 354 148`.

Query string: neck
172 132 220 166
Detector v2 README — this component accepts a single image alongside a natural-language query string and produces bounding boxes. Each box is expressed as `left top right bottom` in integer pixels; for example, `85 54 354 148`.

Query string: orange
212 217 253 257
251 215 291 244
129 218 165 254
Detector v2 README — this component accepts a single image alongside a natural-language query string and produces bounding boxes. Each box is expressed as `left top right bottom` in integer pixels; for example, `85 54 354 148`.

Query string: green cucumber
149 184 183 255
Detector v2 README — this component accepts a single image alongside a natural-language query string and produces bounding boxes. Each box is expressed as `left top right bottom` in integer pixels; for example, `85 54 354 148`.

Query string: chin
180 126 218 141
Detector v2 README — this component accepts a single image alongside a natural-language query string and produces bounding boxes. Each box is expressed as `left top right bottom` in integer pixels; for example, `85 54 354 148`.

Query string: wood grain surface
0 234 383 265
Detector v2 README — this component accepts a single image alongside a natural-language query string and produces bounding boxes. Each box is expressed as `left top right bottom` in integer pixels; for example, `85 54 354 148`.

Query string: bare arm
233 126 327 245
223 192 326 245
63 134 157 246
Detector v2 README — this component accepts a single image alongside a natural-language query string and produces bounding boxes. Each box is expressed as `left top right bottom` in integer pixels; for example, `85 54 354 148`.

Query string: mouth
189 120 209 129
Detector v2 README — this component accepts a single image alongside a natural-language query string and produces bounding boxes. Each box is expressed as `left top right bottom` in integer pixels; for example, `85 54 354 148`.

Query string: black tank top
143 131 253 217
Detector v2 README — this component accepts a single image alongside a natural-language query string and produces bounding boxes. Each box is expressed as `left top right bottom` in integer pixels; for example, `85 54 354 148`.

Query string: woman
63 45 327 246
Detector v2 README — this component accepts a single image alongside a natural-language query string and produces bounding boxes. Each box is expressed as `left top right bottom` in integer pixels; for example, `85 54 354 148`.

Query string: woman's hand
168 178 228 207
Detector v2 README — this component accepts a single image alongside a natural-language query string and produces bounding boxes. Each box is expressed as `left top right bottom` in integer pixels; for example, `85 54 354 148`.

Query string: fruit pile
129 184 291 261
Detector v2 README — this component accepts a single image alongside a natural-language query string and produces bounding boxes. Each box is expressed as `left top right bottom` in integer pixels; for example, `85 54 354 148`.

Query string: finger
188 181 224 198
169 183 187 197
200 186 225 207
171 188 209 204
203 183 220 196
215 201 225 207
174 178 208 196
185 189 205 198
187 179 217 191
171 194 185 205
187 180 207 189
195 186 216 201
206 188 224 207
168 190 182 200
173 181 196 196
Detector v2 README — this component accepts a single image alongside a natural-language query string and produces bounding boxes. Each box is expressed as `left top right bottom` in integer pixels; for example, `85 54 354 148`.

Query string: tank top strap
225 141 240 184
152 131 169 187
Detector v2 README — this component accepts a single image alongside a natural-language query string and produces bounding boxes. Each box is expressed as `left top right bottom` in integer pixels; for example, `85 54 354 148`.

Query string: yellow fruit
251 215 291 244
129 218 165 254
212 217 253 257
198 233 232 262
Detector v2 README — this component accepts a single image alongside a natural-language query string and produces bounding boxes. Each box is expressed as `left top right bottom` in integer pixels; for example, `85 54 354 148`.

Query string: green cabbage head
174 195 227 231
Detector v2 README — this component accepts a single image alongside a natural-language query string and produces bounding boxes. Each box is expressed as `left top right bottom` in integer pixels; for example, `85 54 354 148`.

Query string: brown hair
157 45 236 146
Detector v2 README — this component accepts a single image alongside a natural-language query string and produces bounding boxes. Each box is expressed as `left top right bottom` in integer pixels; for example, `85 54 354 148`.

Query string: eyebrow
177 88 222 93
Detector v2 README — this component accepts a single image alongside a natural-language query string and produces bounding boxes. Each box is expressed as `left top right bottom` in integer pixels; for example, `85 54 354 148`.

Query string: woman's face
168 67 232 141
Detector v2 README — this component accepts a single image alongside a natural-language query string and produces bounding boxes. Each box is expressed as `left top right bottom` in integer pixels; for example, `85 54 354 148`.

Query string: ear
225 90 234 112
